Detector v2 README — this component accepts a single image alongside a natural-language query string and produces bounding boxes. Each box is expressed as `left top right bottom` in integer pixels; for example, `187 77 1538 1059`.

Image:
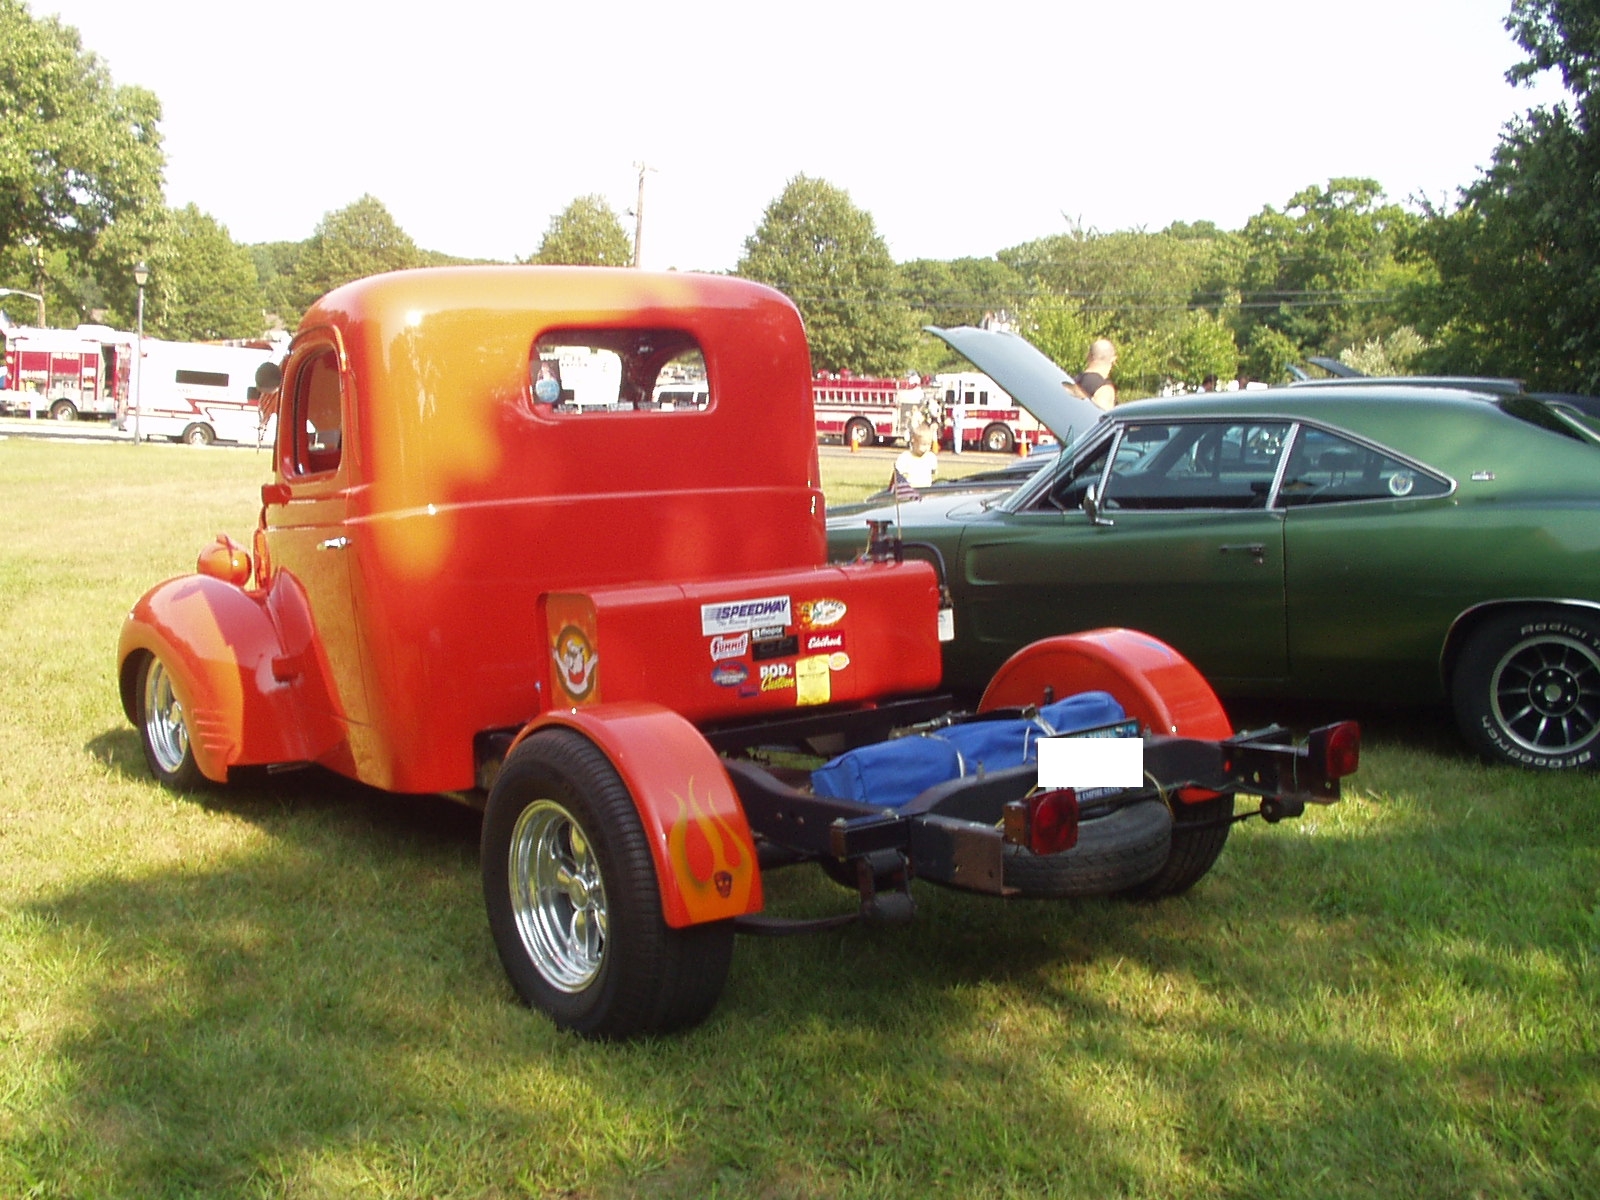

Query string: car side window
1040 437 1112 511
1100 421 1290 510
1277 426 1449 505
291 348 343 476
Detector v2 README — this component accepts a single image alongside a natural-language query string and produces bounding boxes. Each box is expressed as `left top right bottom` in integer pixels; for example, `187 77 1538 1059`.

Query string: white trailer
120 339 282 446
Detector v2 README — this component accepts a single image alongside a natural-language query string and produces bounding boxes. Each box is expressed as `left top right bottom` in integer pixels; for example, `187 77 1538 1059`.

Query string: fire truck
932 371 1053 455
0 325 134 420
812 373 932 448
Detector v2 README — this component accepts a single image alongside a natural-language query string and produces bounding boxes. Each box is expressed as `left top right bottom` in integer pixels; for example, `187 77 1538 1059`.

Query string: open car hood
925 325 1106 446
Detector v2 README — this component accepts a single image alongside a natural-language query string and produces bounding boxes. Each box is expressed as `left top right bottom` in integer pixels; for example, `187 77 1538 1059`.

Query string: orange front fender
117 574 338 782
511 703 763 928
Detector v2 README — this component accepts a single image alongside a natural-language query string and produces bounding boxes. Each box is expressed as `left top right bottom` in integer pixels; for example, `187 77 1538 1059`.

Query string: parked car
829 332 1600 770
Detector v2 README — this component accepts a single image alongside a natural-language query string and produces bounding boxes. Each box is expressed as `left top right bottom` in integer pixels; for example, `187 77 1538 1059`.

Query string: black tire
844 417 875 449
981 423 1015 455
1002 798 1172 898
1453 608 1600 769
481 729 735 1038
182 423 215 446
49 399 77 421
133 653 206 790
1119 794 1233 899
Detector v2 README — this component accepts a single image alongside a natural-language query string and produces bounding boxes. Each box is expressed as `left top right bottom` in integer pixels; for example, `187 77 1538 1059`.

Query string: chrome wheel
507 799 608 993
142 657 191 776
1489 632 1600 757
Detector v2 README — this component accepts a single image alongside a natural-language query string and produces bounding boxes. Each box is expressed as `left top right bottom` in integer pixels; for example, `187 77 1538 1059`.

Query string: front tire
134 653 205 789
1453 608 1600 769
844 417 875 449
182 423 215 446
482 729 735 1038
49 399 77 421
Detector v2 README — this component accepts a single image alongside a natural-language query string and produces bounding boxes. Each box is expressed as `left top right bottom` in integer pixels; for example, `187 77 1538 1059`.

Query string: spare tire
1003 798 1172 898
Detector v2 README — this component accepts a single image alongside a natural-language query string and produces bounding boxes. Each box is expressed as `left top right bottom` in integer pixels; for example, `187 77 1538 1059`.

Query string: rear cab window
530 330 707 415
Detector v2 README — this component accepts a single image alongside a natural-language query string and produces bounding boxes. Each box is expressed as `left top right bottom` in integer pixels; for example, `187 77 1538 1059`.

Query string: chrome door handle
1219 542 1266 562
317 536 350 551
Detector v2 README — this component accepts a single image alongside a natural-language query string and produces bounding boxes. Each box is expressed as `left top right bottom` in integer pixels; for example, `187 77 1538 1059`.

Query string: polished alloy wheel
507 799 608 992
142 658 191 775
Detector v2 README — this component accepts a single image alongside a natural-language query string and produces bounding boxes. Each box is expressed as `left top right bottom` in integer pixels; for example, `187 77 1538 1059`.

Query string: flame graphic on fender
667 776 753 917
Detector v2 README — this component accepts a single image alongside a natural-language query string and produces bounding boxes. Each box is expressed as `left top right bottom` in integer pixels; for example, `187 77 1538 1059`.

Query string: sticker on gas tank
711 663 749 688
796 655 831 705
758 662 795 692
701 595 792 636
709 633 749 662
752 635 799 662
797 598 847 628
804 631 845 654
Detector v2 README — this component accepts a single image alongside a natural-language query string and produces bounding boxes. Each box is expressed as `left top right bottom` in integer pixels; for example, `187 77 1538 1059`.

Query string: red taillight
1028 789 1079 855
1309 721 1361 779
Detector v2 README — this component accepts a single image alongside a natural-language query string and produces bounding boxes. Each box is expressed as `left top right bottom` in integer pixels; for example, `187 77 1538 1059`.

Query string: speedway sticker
701 595 792 636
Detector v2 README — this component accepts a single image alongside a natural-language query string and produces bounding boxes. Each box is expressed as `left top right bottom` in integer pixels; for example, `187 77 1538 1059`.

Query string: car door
262 333 373 732
951 419 1292 687
1277 423 1458 697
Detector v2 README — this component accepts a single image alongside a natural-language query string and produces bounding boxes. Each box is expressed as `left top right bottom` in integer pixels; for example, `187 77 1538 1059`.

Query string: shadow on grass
17 720 1592 1196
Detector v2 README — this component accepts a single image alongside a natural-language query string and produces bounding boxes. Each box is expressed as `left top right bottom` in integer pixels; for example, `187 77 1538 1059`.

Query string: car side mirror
1082 484 1114 526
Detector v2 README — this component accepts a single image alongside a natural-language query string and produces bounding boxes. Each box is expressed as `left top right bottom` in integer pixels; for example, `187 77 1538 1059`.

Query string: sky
39 0 1570 273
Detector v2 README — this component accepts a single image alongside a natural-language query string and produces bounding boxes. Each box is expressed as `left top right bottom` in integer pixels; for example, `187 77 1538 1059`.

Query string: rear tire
49 399 77 421
844 417 875 449
1453 608 1600 769
182 423 216 446
482 728 735 1038
1002 799 1172 898
981 422 1015 454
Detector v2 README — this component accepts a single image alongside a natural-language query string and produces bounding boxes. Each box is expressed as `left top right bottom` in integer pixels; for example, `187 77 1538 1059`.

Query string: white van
120 339 282 445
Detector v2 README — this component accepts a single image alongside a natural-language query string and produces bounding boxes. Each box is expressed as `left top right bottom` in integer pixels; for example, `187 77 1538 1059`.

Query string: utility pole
632 162 656 268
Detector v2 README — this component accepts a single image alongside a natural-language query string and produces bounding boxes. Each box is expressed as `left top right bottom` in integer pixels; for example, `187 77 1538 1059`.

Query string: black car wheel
482 728 735 1038
1453 608 1600 769
981 422 1015 455
844 418 875 449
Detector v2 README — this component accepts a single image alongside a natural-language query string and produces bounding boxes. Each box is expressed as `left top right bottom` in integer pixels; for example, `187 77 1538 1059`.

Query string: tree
140 205 265 340
534 195 633 266
288 195 421 317
1237 179 1427 360
1417 1 1600 390
0 0 164 269
737 175 912 375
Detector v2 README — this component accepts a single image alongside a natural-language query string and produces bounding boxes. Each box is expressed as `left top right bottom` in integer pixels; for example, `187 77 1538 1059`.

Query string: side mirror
1082 484 1114 527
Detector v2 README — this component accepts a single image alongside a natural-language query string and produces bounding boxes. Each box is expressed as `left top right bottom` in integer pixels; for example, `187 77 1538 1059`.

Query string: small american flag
891 469 921 502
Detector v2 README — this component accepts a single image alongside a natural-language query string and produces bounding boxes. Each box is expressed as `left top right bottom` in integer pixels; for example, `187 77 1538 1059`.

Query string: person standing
1078 339 1118 410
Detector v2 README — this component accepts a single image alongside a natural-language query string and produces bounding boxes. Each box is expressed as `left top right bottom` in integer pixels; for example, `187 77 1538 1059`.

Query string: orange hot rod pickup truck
117 267 1359 1039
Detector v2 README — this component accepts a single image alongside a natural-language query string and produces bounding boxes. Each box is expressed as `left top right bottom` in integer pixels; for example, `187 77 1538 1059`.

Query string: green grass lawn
1 438 1596 1198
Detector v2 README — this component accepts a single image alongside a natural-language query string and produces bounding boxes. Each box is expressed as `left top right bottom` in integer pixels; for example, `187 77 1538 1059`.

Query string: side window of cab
288 347 344 476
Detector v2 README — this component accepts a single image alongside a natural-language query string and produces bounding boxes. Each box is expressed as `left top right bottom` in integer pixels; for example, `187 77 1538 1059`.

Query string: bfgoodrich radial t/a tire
481 728 735 1039
1001 798 1173 898
1453 608 1600 769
